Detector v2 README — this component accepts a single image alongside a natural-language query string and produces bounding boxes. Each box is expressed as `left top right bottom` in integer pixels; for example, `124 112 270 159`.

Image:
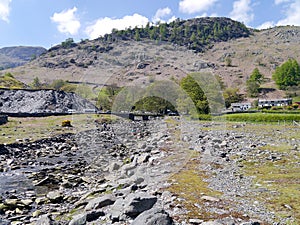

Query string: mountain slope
1 17 300 102
0 46 47 69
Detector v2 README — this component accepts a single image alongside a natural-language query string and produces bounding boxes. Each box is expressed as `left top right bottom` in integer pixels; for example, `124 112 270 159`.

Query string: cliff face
0 89 97 115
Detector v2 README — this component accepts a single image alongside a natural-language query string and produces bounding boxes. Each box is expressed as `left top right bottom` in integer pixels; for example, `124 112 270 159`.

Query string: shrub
62 120 72 127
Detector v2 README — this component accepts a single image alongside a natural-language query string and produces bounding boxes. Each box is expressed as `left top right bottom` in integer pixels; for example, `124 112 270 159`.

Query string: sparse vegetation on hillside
0 72 27 89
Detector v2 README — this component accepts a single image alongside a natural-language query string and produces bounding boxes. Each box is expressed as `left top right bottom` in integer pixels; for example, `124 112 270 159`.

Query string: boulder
131 208 173 225
124 192 157 217
85 194 116 211
46 191 63 203
69 213 86 225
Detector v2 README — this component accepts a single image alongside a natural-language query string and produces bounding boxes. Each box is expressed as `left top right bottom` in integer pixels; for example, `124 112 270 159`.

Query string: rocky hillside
0 89 97 115
0 46 46 70
1 17 300 102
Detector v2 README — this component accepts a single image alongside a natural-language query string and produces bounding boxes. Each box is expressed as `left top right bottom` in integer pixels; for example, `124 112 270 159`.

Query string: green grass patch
220 113 300 123
0 114 114 144
166 151 223 220
292 96 300 103
242 144 300 224
0 74 26 89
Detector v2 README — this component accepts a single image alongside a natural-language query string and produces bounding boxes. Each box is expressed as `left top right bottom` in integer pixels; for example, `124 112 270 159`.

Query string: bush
62 120 72 127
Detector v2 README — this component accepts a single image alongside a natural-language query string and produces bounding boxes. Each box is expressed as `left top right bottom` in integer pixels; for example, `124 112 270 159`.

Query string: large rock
124 192 157 217
69 213 86 225
131 208 173 225
84 194 116 211
110 192 157 221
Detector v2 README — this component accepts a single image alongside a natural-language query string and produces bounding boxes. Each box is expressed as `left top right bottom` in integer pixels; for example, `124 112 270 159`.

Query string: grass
166 151 223 220
0 74 26 89
292 96 300 103
241 142 300 224
220 112 300 123
0 114 114 144
165 119 300 223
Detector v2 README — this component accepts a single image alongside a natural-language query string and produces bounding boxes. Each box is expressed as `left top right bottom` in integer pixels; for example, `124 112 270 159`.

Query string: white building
231 102 252 112
258 98 292 108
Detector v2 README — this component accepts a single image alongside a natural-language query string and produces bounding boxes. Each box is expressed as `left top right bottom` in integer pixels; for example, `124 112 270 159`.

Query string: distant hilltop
0 46 47 70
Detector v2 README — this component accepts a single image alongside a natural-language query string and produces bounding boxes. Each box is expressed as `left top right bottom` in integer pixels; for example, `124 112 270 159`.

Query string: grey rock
69 213 86 225
110 198 125 222
86 210 105 222
109 162 122 172
124 192 157 217
201 221 223 225
35 214 52 225
46 191 63 203
85 194 116 211
240 222 261 225
189 218 204 224
131 208 173 225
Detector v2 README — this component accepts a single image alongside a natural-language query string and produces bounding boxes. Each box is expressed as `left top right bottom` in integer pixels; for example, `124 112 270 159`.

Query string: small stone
20 199 33 206
201 196 220 202
5 198 18 206
33 210 41 217
15 208 23 214
189 218 204 224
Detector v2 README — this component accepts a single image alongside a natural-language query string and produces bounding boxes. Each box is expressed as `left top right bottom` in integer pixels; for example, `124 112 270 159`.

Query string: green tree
180 75 209 114
31 77 42 89
97 93 111 110
135 96 175 114
223 88 243 108
246 68 264 97
61 38 75 48
249 68 264 83
159 23 167 41
246 80 260 97
134 28 141 41
272 59 300 90
76 84 94 99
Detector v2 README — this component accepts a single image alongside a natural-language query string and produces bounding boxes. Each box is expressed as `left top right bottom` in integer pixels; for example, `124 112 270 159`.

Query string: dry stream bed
0 115 299 225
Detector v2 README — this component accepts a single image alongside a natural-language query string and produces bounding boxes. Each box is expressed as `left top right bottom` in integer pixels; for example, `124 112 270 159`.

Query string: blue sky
0 0 300 49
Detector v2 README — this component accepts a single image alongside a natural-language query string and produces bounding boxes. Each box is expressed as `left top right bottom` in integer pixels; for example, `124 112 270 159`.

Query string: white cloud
257 21 276 29
277 1 300 26
85 13 149 40
229 0 254 25
274 0 291 5
0 0 11 22
153 7 172 23
179 0 218 14
51 7 81 35
167 16 177 23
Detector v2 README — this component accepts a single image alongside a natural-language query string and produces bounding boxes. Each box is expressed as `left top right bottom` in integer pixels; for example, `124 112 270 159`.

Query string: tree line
98 17 250 53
